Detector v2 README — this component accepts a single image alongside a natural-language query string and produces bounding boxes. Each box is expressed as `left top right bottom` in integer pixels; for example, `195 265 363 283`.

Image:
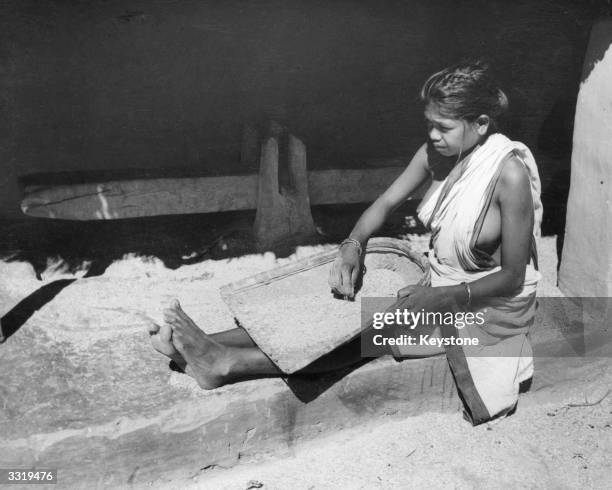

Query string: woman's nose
428 127 441 142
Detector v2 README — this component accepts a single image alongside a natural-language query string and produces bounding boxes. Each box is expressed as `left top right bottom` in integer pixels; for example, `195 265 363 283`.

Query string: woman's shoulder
496 151 531 197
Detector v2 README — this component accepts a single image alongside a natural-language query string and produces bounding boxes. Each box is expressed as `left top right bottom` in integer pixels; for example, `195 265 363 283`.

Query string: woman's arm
401 155 534 309
330 143 431 297
468 156 534 297
348 143 431 242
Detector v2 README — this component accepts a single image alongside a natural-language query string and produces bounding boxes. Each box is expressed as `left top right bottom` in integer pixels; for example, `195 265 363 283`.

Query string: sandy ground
1 233 610 489
133 235 609 490
170 389 611 490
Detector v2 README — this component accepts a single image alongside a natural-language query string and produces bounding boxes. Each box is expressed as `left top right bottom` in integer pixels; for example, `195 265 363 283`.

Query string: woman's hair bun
421 60 508 127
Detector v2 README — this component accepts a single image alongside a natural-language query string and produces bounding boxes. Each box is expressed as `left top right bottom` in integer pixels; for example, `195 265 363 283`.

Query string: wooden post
284 134 317 240
253 132 283 250
253 122 318 250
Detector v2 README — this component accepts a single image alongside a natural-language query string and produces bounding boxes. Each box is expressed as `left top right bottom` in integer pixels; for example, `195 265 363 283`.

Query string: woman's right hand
326 143 429 298
328 244 361 298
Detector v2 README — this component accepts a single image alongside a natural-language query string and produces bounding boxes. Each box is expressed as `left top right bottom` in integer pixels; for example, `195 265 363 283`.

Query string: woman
150 61 541 424
330 61 542 423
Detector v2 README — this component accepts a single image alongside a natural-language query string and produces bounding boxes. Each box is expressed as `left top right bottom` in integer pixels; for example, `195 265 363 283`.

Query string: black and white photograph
1 1 611 488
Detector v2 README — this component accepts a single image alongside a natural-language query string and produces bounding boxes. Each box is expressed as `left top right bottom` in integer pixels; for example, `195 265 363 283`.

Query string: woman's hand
327 144 431 298
328 244 361 298
397 285 454 312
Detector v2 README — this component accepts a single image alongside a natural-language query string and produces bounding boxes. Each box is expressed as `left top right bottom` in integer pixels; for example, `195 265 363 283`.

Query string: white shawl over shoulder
417 133 542 295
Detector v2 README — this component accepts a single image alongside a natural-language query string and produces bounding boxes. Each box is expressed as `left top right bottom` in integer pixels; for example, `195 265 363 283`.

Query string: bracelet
340 238 363 257
462 282 472 306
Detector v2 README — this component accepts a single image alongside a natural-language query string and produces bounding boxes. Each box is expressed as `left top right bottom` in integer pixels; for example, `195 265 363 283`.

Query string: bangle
340 238 363 257
462 282 472 306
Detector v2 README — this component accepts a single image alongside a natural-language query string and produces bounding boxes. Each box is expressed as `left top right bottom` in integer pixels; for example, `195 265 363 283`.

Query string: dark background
1 1 611 237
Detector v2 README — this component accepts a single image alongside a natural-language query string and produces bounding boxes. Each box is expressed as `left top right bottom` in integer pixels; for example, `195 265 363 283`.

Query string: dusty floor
139 234 609 490
171 383 612 490
1 215 610 489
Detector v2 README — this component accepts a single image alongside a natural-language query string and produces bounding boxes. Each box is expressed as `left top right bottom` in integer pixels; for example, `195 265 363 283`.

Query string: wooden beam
20 167 422 220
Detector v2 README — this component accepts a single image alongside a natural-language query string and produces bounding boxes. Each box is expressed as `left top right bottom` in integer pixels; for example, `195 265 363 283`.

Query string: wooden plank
308 167 407 205
21 175 259 220
20 167 420 220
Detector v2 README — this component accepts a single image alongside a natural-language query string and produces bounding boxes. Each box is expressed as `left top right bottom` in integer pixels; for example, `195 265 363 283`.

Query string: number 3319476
1 469 57 484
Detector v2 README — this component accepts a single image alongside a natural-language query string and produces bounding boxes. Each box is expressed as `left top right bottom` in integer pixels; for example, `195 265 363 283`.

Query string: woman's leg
156 300 389 388
210 327 257 348
153 300 444 390
163 300 377 387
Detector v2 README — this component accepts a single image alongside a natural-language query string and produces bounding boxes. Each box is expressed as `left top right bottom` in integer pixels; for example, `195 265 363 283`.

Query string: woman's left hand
396 285 451 312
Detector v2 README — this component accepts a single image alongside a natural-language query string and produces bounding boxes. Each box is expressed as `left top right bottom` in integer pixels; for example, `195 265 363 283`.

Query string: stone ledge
0 349 459 489
1 280 610 489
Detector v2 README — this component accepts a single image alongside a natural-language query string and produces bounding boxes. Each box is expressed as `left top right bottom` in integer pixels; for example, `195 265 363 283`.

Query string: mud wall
559 19 612 297
1 0 610 222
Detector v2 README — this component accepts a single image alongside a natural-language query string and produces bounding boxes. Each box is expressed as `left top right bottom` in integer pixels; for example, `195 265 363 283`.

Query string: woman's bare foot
147 321 187 370
163 299 233 390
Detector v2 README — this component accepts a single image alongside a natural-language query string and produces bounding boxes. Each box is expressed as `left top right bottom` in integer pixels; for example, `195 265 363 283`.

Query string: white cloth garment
415 133 543 424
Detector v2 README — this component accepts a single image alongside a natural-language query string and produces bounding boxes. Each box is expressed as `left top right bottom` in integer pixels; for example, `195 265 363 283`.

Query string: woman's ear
475 115 490 135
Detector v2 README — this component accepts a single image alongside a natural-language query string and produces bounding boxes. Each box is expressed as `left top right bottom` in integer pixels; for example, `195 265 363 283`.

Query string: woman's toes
151 334 174 358
158 323 172 343
170 300 193 323
149 322 181 358
147 321 161 335
163 309 179 323
172 332 185 352
175 307 191 323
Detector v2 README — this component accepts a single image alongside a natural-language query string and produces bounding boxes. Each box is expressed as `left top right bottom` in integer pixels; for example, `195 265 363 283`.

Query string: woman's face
424 103 483 157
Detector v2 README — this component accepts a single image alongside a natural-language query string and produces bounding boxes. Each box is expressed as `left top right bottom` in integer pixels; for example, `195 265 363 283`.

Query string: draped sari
398 133 543 424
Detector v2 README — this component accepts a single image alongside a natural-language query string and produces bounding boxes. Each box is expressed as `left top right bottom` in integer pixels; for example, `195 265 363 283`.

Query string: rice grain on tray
234 267 413 374
359 268 408 297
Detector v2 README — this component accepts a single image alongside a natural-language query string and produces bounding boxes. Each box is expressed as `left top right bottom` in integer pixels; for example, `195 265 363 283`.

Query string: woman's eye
425 121 452 133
